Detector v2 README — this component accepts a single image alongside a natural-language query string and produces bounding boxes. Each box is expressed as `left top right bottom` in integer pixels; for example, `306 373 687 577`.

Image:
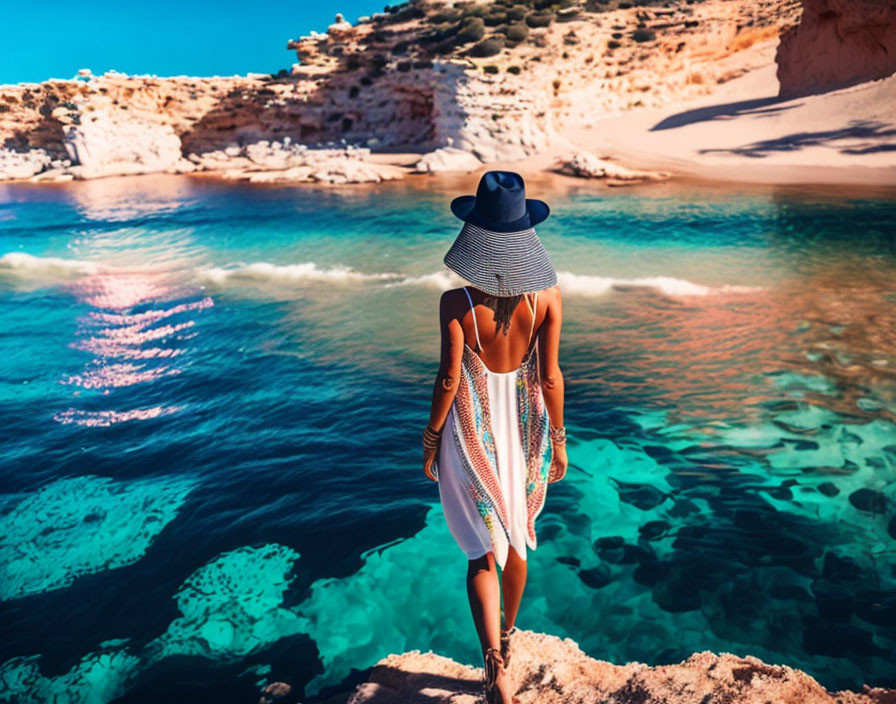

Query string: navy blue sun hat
450 170 550 231
445 170 556 296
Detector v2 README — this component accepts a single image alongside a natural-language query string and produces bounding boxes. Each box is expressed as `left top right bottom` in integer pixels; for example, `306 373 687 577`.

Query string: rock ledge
326 630 896 704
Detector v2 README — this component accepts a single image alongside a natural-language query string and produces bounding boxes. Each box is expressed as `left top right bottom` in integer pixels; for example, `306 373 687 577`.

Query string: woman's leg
499 546 527 630
466 552 501 651
467 551 514 701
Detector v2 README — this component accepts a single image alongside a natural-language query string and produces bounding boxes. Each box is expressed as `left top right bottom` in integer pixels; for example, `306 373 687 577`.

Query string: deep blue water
0 174 895 703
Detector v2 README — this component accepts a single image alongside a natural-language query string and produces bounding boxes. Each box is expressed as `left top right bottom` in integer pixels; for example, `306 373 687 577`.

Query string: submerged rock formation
333 630 896 704
776 0 896 96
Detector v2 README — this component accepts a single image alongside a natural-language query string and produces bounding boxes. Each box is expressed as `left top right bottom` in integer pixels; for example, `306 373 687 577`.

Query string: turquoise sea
0 174 894 702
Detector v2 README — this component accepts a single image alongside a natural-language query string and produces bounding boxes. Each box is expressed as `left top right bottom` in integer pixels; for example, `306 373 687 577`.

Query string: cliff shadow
696 119 896 158
306 662 482 704
649 96 802 132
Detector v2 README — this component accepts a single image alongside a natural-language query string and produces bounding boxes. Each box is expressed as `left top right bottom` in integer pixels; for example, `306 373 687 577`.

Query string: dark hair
482 293 524 335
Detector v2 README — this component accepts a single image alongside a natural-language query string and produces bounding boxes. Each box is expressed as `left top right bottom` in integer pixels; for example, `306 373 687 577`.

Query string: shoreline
4 162 896 204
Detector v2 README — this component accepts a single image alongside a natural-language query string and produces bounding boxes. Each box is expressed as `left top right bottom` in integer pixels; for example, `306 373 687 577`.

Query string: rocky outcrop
414 146 482 173
186 140 405 183
0 0 804 184
561 150 670 184
62 115 182 179
333 630 896 704
776 0 896 97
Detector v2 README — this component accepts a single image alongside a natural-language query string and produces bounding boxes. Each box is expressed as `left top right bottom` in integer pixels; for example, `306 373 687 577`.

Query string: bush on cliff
456 17 486 43
503 23 530 41
632 28 656 42
484 11 507 26
525 12 555 27
470 36 505 57
430 9 462 23
505 6 528 21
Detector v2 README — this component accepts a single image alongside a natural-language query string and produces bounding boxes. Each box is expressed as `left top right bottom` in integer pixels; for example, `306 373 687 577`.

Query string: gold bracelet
549 424 567 445
423 424 442 450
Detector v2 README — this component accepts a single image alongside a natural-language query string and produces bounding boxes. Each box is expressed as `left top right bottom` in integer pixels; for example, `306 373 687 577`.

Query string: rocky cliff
290 630 896 704
0 0 801 184
776 0 896 97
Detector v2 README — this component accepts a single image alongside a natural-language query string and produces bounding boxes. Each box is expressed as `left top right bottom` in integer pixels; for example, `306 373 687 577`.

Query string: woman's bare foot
483 648 517 704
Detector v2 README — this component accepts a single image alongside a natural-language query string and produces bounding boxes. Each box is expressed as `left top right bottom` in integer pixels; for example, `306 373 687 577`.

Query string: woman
421 171 568 704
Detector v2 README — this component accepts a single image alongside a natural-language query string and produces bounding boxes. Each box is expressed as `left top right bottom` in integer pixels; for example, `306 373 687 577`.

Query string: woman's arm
428 290 464 430
538 286 568 482
423 291 464 480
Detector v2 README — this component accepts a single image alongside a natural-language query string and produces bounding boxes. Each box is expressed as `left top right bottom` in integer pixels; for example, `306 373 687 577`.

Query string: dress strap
463 286 483 352
525 291 539 346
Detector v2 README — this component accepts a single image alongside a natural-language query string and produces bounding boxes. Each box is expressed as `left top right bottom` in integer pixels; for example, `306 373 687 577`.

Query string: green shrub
632 28 656 42
503 22 530 41
484 65 500 74
462 4 487 17
470 36 505 57
484 11 507 26
430 9 461 23
505 6 528 21
507 65 522 74
607 39 621 48
525 12 554 27
456 17 486 43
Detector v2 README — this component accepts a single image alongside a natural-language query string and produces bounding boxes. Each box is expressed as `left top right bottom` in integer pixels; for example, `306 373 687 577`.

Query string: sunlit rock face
63 116 183 179
0 0 805 183
776 0 896 97
344 629 895 704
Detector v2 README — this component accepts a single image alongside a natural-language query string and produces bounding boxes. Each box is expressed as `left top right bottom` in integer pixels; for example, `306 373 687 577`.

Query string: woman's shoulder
539 285 561 303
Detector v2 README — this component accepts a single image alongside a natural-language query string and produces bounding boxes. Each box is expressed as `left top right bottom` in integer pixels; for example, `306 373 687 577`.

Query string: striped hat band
443 220 557 297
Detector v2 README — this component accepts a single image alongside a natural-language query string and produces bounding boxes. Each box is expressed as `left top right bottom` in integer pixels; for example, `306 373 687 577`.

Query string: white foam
0 253 763 299
0 252 101 279
197 261 395 285
556 271 762 297
383 269 463 289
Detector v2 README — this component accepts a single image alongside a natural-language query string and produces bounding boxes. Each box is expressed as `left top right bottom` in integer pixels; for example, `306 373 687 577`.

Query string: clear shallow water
0 174 895 703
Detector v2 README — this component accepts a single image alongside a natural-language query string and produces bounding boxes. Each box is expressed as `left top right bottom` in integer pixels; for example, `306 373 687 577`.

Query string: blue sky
1 0 386 85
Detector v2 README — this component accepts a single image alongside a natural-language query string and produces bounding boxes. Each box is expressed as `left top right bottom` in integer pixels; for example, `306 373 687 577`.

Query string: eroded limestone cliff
0 0 802 184
776 0 896 97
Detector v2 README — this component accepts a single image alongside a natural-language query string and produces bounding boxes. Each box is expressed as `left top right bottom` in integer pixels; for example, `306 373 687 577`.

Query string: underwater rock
609 477 669 511
848 488 889 514
638 520 671 540
578 565 613 589
817 481 840 497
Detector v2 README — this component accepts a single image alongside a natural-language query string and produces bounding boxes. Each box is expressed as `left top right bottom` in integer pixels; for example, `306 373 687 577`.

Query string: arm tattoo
441 372 456 391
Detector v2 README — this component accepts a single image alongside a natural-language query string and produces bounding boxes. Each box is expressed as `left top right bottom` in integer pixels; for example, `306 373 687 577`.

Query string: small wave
555 271 763 297
0 253 763 299
0 252 101 279
197 261 396 285
383 270 463 289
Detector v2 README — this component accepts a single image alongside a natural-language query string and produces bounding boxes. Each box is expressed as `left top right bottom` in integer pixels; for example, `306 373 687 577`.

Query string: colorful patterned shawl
433 339 552 568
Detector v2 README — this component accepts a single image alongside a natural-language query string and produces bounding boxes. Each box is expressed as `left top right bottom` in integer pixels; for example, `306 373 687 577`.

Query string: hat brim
451 195 550 232
443 220 557 296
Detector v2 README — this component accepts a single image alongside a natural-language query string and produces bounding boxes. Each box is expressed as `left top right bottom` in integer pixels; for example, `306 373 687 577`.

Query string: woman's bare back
450 285 556 374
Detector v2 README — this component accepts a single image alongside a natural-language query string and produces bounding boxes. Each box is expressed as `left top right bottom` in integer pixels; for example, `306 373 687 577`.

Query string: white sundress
434 286 553 570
